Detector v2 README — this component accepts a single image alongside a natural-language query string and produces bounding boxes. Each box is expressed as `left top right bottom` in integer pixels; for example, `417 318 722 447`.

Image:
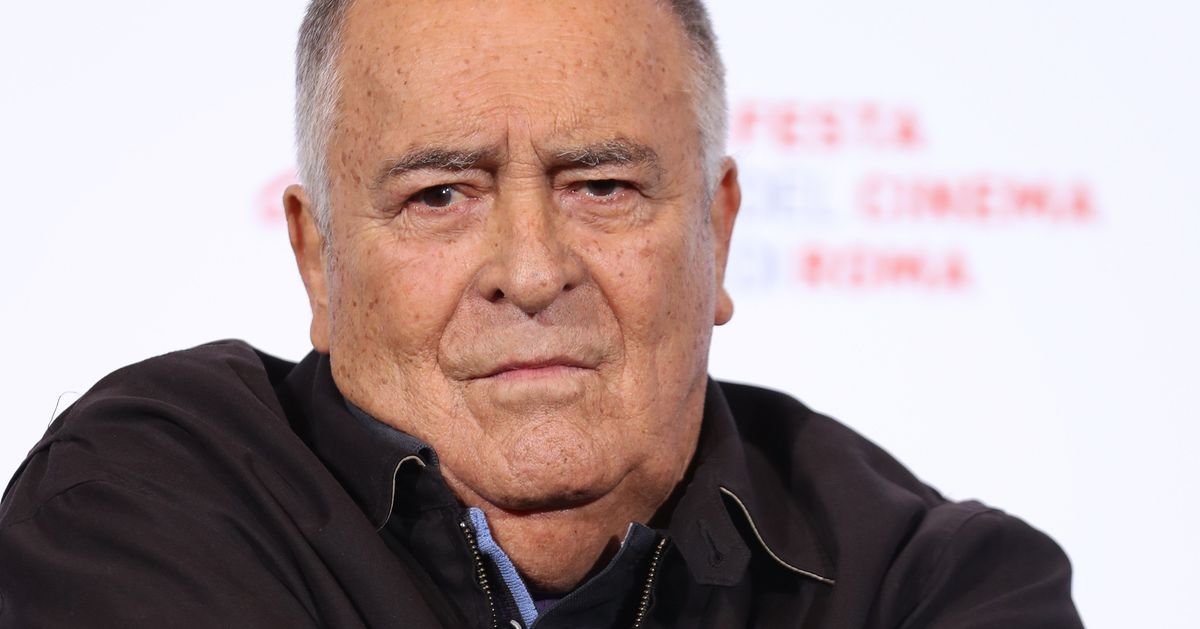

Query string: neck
442 466 684 594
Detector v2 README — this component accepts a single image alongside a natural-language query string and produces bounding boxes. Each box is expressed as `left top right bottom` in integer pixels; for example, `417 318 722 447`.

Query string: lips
443 335 610 383
476 356 596 380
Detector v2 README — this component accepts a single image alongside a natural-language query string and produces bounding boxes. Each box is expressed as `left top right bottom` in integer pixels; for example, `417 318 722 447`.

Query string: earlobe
715 288 735 326
710 158 741 327
284 184 332 352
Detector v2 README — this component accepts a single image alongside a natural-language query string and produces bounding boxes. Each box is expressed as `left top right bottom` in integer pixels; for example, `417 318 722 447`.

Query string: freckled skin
285 0 740 593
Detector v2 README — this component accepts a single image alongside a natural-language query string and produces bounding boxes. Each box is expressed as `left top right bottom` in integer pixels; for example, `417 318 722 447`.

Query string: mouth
476 357 596 381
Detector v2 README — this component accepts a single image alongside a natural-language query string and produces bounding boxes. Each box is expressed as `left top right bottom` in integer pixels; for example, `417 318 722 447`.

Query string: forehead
334 0 696 153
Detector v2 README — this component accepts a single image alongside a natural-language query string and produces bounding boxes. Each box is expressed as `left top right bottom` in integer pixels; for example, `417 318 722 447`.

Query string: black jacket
0 341 1084 627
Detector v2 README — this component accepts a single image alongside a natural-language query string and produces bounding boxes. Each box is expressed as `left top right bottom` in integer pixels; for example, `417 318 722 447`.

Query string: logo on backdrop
728 100 1097 293
733 101 923 151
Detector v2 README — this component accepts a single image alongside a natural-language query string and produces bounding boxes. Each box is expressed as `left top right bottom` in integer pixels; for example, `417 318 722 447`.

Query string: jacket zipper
630 537 668 629
459 519 499 629
460 521 667 629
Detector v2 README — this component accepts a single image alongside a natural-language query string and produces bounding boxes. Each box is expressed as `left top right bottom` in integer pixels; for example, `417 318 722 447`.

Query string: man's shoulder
714 379 944 508
39 339 295 446
0 343 364 627
1 340 301 524
712 380 1080 627
712 380 966 570
82 339 294 405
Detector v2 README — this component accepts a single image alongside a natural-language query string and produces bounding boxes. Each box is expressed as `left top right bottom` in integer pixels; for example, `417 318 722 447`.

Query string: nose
474 193 585 315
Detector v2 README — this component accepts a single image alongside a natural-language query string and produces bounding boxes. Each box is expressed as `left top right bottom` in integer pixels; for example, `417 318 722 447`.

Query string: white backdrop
3 2 1198 626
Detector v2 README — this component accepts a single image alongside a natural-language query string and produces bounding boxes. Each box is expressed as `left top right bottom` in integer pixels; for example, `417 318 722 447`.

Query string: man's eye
410 184 463 209
582 179 626 198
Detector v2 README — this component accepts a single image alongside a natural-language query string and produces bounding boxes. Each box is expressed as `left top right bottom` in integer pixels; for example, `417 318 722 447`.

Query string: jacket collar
276 353 835 585
667 379 836 587
274 351 454 530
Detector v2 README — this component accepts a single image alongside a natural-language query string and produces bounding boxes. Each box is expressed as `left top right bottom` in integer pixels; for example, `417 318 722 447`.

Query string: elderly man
0 0 1083 627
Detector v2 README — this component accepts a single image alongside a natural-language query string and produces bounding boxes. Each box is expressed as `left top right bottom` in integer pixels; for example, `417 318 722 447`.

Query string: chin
475 431 624 512
489 459 618 513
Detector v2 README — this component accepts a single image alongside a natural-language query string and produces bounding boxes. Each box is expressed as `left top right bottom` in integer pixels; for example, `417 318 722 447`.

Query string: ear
284 184 332 352
709 158 741 326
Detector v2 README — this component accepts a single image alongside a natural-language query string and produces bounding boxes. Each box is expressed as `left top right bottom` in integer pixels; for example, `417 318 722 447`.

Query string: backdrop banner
3 2 1197 626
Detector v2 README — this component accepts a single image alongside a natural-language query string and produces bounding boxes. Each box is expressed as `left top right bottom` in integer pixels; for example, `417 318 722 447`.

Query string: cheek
593 221 716 355
328 233 476 367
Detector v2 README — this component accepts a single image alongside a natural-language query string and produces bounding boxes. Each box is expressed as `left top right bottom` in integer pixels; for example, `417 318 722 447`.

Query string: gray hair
295 0 727 238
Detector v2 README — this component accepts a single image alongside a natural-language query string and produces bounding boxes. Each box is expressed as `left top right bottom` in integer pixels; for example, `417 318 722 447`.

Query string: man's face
290 0 738 518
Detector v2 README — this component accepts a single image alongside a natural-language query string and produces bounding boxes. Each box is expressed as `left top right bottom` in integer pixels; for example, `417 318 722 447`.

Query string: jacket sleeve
0 478 322 629
897 507 1085 629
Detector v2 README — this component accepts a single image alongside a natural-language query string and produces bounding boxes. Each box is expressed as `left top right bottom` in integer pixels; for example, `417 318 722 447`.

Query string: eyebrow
372 147 498 188
552 139 660 173
371 138 662 188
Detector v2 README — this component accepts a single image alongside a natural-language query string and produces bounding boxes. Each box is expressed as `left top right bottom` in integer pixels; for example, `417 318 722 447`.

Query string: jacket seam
0 478 137 533
915 506 1004 605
